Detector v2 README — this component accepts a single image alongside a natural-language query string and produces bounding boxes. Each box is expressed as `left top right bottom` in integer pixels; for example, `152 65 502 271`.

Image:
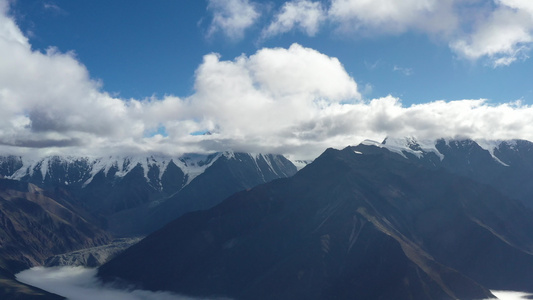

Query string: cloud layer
16 267 226 300
16 266 532 300
2 1 533 160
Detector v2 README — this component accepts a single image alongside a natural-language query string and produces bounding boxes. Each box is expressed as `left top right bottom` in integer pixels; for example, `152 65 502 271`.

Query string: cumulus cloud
261 0 326 39
16 266 226 300
451 0 533 67
206 0 260 40
2 1 533 161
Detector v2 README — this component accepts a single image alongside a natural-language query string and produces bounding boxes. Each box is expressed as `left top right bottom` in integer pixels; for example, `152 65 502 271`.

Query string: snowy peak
361 136 444 160
358 136 533 167
0 152 296 190
0 154 223 188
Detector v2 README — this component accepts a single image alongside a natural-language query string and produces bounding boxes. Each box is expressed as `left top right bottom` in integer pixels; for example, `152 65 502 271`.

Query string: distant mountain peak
358 136 533 167
0 151 293 189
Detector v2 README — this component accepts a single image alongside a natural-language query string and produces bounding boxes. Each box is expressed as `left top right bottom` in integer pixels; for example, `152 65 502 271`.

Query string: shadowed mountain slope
100 144 533 299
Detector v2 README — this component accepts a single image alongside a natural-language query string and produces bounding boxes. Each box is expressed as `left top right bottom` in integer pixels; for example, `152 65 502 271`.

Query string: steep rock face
100 144 533 299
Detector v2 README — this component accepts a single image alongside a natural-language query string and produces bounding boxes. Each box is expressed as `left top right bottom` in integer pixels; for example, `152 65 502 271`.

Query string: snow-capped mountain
0 152 298 235
0 152 270 188
363 136 529 165
355 136 533 209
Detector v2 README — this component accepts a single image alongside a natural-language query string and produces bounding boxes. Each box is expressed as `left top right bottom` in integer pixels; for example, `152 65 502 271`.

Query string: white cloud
173 43 360 157
0 0 28 46
206 0 260 40
328 0 458 36
499 0 533 16
16 266 224 300
393 65 413 76
43 2 67 15
253 0 533 67
2 1 533 161
486 290 533 300
451 1 533 67
327 0 533 67
262 0 326 39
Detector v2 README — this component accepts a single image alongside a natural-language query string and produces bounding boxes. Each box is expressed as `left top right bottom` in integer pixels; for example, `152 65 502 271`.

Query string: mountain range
0 151 297 299
0 152 297 235
3 138 533 299
98 137 533 300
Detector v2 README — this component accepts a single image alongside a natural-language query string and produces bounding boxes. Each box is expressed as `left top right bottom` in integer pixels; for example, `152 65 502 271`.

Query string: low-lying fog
16 266 531 300
16 266 229 300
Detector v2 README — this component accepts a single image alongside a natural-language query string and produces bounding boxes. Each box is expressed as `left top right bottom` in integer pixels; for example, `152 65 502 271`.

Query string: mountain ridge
1 151 298 236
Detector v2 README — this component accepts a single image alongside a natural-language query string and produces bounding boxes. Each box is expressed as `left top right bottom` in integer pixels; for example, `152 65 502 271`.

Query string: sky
1 0 533 160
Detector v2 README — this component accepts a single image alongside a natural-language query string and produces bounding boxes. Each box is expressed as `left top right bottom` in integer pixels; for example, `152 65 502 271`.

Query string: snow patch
288 159 312 171
475 139 511 167
382 136 444 160
175 153 222 185
361 137 444 160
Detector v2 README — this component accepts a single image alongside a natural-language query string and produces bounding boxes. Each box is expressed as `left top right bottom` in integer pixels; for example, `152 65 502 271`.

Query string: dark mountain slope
106 153 297 235
98 145 533 299
142 153 297 233
0 179 111 271
351 143 533 291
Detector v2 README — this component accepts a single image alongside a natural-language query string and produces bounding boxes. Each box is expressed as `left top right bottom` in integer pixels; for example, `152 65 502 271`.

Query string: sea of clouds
16 266 229 300
16 266 532 300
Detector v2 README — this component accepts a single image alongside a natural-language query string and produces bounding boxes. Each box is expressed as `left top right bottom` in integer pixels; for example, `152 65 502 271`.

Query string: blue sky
9 0 532 104
2 0 533 159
